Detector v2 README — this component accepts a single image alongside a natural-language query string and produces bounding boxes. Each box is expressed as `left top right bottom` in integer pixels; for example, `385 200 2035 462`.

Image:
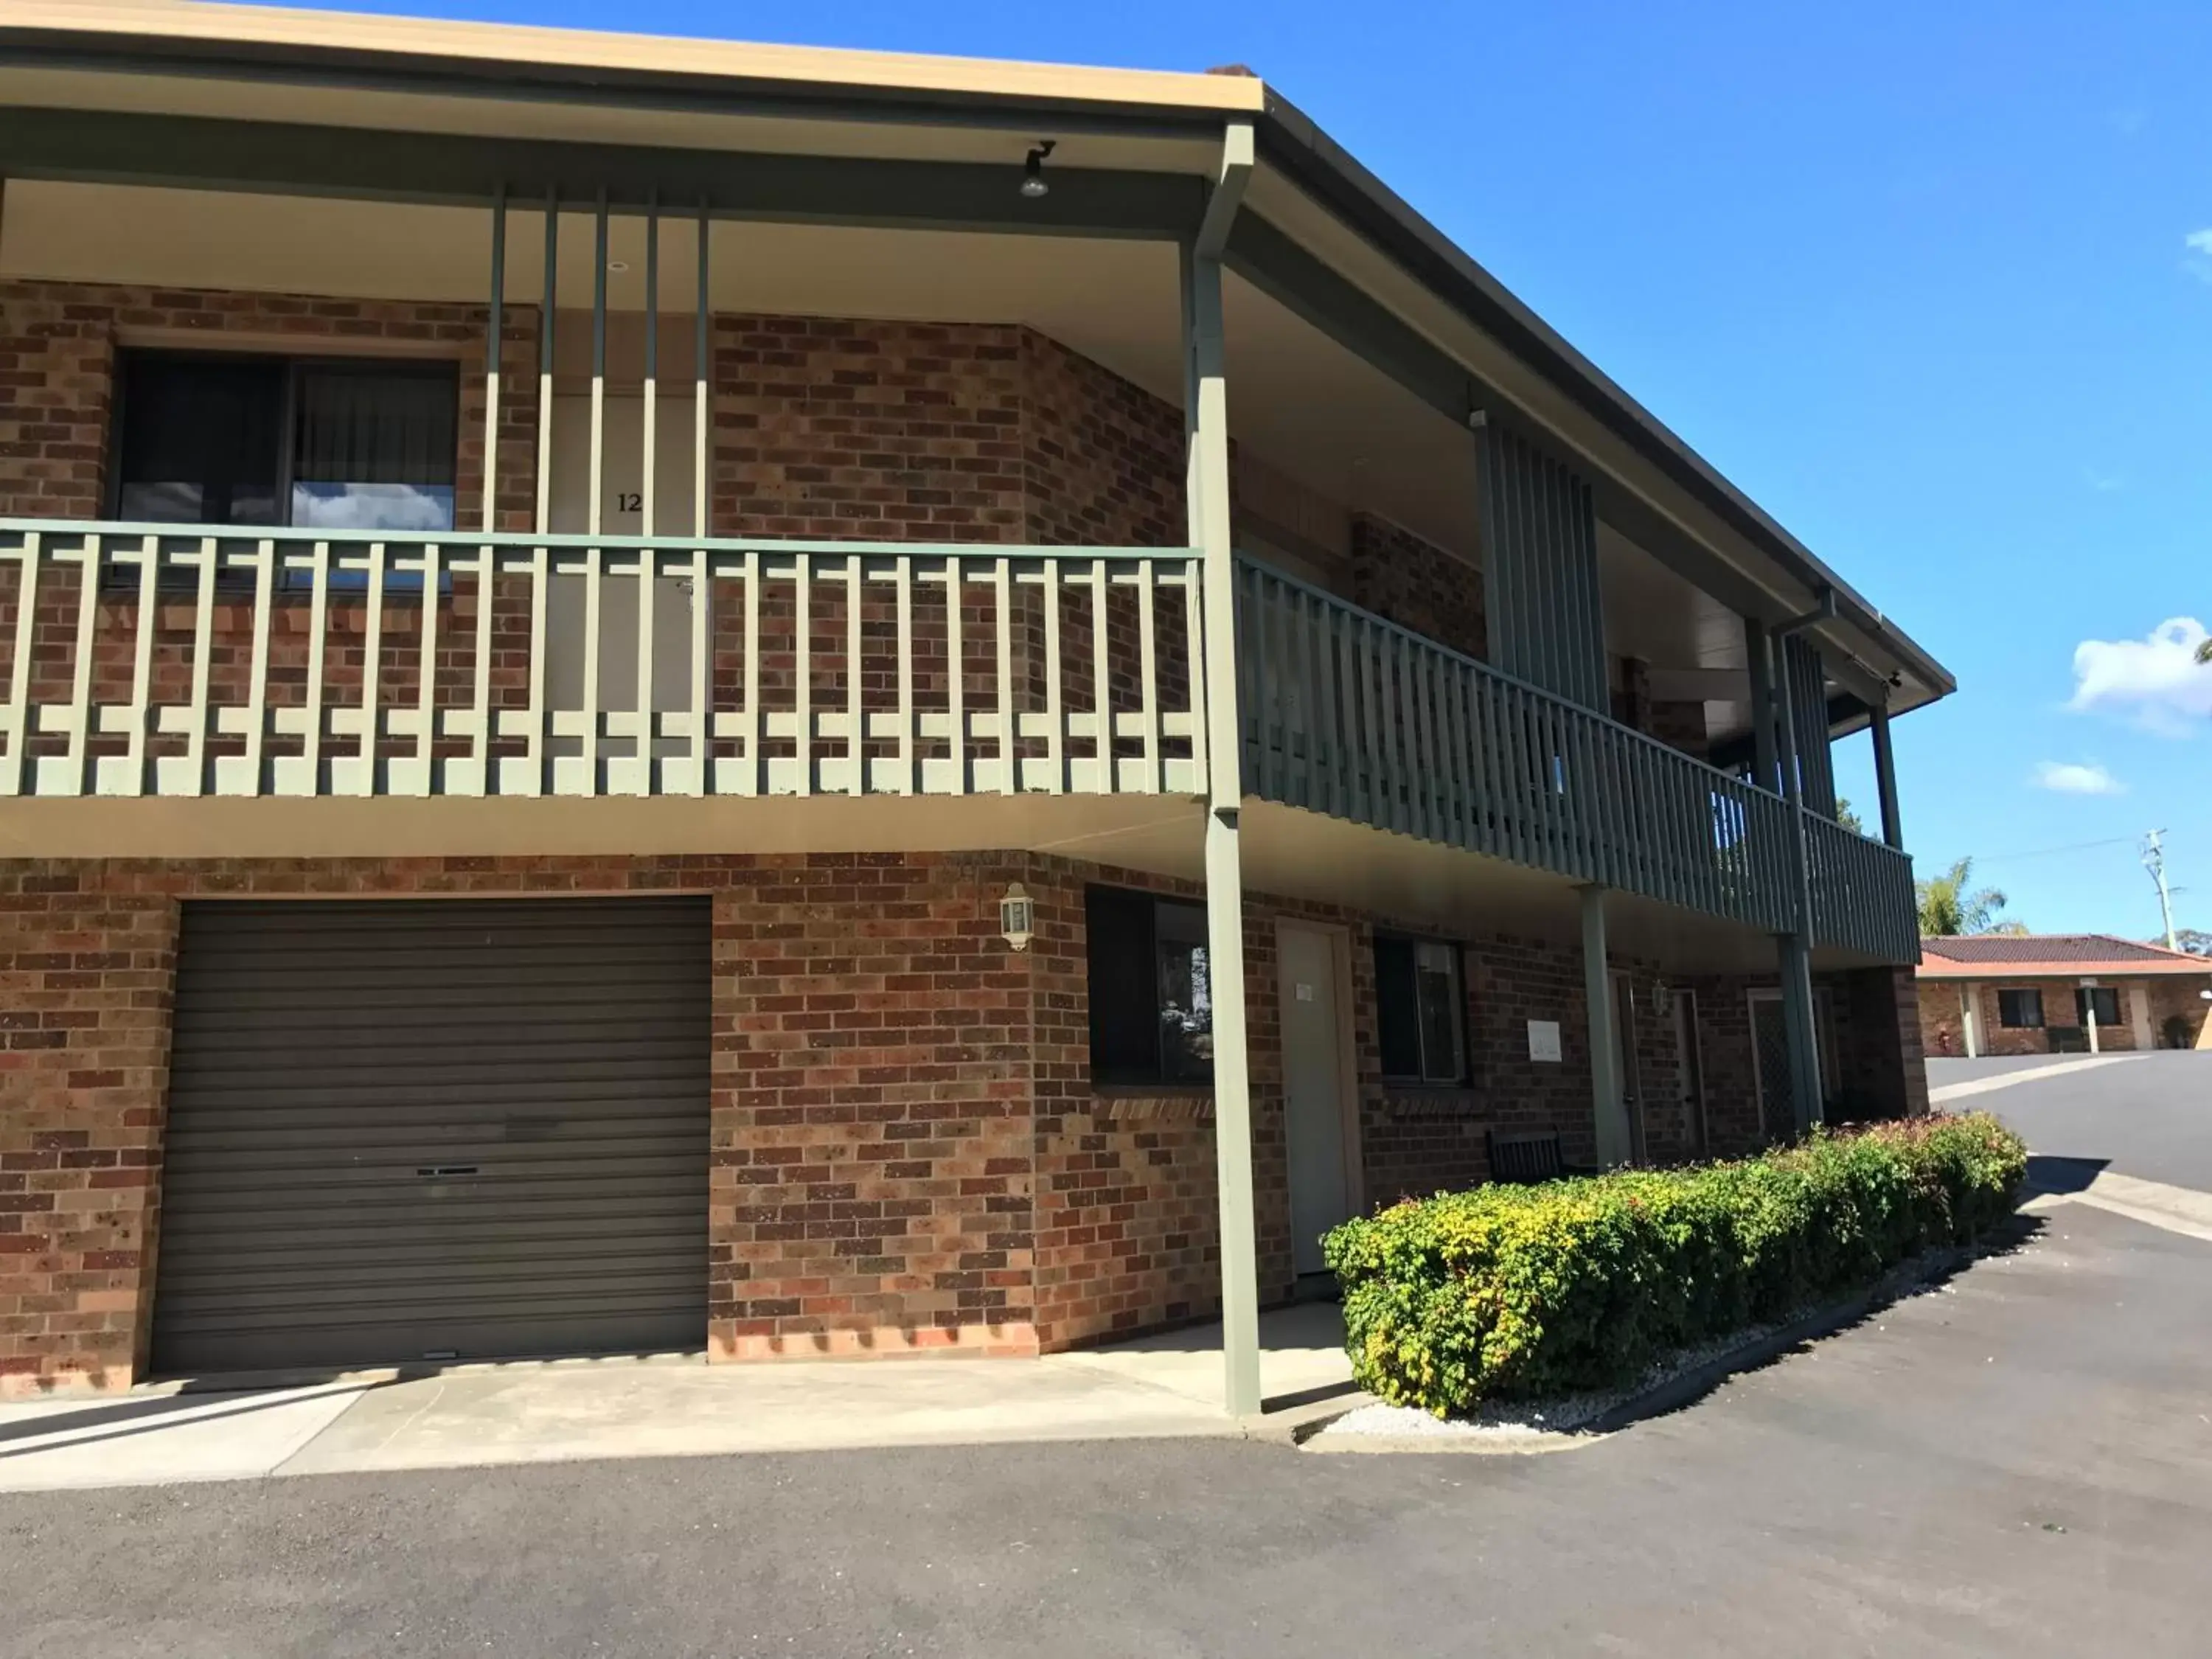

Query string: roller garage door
151 897 711 1375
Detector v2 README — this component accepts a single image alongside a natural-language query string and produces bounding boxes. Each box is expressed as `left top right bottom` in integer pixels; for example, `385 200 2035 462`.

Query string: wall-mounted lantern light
1019 140 1057 199
1001 883 1036 952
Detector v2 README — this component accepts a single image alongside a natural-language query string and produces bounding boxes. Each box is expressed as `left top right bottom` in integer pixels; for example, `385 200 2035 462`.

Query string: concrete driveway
4 1197 2208 1658
1936 1050 2212 1194
0 1302 1354 1493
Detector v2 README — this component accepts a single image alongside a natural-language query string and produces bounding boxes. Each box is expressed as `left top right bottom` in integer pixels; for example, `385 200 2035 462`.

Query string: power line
1967 835 2140 866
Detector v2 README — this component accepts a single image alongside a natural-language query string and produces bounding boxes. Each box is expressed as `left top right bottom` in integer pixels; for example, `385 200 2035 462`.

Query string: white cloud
2070 617 2212 735
2033 760 2124 796
2186 229 2212 285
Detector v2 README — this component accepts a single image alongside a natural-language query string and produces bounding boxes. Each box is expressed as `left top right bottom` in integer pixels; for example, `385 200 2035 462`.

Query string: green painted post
1581 883 1629 1166
1187 124 1259 1419
1768 625 1825 1133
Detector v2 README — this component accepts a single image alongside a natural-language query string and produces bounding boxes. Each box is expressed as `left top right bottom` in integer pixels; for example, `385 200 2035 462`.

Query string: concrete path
0 1302 1355 1494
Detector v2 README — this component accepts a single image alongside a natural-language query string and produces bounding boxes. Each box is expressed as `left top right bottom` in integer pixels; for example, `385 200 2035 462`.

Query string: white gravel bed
1319 1320 1783 1443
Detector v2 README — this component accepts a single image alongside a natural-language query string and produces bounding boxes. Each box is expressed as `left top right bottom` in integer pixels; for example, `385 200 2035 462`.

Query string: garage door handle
417 1164 480 1178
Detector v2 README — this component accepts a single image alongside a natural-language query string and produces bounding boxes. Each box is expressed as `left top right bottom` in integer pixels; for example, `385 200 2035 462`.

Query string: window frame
1085 885 1214 1089
106 347 462 538
1373 930 1470 1087
2075 985 2122 1029
1997 988 2045 1029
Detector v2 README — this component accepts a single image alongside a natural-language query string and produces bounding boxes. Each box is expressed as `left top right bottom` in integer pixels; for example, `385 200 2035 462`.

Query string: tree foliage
1916 855 2014 936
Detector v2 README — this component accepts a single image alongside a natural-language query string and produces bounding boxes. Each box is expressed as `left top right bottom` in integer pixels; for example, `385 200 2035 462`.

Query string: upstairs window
2076 986 2122 1028
1086 886 1213 1086
1375 933 1467 1085
114 351 458 535
1997 989 2043 1029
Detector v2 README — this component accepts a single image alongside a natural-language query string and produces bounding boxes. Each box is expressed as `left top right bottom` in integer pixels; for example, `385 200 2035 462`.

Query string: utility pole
2143 830 2177 950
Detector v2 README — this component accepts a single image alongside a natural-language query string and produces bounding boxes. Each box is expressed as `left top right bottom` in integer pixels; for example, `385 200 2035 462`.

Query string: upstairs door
544 392 698 779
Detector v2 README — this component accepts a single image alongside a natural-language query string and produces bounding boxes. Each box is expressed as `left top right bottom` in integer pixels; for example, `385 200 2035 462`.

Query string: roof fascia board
0 105 1205 238
0 41 1231 147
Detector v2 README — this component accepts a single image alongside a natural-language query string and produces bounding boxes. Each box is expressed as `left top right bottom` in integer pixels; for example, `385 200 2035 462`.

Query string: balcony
0 518 1916 964
1234 560 1918 964
0 521 1202 801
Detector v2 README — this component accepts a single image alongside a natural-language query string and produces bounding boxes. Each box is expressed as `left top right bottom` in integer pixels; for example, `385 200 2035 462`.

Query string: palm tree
1916 856 2014 936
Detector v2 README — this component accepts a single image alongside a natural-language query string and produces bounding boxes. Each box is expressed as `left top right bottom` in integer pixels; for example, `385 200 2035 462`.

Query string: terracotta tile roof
1917 933 2212 978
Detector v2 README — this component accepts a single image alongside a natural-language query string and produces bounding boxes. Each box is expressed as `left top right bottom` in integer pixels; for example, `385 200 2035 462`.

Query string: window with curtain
2075 986 2121 1028
1374 933 1467 1085
113 351 458 536
1997 989 2043 1029
289 363 458 532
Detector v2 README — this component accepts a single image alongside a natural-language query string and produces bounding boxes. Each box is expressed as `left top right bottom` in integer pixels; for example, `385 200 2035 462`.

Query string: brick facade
1919 975 2211 1057
0 277 1931 1390
0 847 1917 1391
1348 513 1487 661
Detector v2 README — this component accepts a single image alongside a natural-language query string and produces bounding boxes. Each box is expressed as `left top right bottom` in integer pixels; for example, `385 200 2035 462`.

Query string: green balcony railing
1805 810 1921 964
1235 558 1918 961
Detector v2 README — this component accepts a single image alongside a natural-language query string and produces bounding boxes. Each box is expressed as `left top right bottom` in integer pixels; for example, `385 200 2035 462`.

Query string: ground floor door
1750 987 1837 1142
1673 988 1708 1158
1278 922 1355 1278
1607 970 1644 1165
150 897 712 1375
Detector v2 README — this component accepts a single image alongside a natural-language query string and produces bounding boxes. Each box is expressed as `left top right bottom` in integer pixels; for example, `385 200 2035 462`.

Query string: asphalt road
1940 1051 2212 1194
6 1192 2209 1659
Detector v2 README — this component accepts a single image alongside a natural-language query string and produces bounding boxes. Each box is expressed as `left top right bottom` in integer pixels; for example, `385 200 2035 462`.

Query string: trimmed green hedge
1321 1113 2028 1416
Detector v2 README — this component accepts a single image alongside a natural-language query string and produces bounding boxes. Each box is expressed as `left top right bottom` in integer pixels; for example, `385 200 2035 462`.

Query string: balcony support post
1580 885 1631 1166
483 184 504 533
1769 623 1825 1133
1188 122 1259 1419
1745 614 1779 794
1870 694 1905 851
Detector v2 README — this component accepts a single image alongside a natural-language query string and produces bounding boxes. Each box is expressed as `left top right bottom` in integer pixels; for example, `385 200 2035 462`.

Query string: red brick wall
1349 513 1486 661
1920 975 2211 1058
1021 331 1186 549
2146 977 2212 1048
709 315 1028 542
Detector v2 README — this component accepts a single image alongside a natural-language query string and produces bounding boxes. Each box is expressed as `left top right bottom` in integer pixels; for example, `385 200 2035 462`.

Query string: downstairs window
1086 887 1213 1087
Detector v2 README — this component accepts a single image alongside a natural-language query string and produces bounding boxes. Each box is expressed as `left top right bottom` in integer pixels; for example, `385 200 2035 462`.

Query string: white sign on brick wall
1527 1020 1563 1063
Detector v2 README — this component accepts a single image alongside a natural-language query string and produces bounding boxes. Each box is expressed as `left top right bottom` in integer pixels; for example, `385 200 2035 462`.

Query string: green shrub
1322 1111 2028 1416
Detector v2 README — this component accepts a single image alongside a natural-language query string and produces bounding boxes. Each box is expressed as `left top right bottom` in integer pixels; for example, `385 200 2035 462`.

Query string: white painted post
1187 122 1257 1419
2081 978 2101 1054
1960 983 1980 1059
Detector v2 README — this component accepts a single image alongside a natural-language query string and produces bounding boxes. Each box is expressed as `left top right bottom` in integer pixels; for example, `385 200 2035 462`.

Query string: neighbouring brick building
0 1 1948 1400
1918 934 2212 1057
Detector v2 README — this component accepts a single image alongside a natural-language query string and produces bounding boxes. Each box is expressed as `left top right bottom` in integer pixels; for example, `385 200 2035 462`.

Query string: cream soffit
1 0 1267 116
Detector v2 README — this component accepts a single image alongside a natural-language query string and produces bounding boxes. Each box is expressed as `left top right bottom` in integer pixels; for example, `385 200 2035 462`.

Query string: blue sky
265 0 2212 937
